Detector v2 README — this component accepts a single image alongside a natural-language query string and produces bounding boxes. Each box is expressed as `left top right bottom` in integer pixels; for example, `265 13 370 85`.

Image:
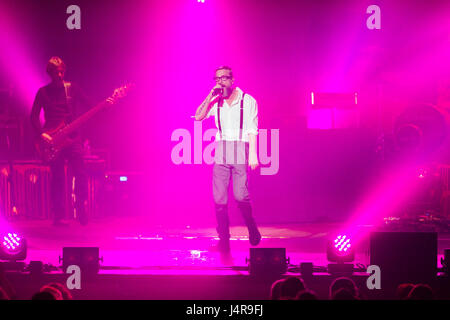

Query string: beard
223 87 234 98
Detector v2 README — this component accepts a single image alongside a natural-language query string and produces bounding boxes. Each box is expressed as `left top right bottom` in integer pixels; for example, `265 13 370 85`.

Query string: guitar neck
56 100 110 139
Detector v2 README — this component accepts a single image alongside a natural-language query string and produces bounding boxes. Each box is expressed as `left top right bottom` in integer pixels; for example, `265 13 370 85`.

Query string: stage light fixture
0 232 27 261
327 235 354 263
327 235 354 275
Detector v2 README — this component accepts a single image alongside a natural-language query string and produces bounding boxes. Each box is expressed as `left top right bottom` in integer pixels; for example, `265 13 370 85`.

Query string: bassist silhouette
30 57 112 226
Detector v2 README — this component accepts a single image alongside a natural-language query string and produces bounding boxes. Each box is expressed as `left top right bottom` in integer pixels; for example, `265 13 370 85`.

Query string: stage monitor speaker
370 232 437 287
62 247 100 275
248 248 287 276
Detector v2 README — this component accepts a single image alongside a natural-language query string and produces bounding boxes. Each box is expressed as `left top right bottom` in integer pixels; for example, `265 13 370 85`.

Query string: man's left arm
247 98 259 170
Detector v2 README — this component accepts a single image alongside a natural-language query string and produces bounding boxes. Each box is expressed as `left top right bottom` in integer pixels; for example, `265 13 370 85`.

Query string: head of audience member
270 279 284 300
280 276 306 300
39 285 63 300
296 290 318 300
32 291 56 300
47 282 72 300
331 288 359 300
406 284 434 300
329 277 359 300
396 283 415 300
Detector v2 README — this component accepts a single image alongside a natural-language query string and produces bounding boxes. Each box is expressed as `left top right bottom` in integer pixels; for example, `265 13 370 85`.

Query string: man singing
195 66 262 255
30 57 93 226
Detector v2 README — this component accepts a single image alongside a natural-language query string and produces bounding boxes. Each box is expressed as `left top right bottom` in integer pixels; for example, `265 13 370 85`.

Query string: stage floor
7 217 450 273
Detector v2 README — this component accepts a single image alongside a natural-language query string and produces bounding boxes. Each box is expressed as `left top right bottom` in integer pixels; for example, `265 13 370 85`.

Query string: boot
211 204 230 253
237 201 261 246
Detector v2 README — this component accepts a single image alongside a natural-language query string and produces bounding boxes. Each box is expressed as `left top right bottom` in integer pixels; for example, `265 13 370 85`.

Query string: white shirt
206 87 258 142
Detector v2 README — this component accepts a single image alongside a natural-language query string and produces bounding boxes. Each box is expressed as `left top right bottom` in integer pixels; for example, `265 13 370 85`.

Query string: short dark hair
396 283 415 300
32 291 56 300
406 284 434 300
331 288 358 300
270 279 284 300
47 282 73 300
215 65 233 77
46 56 66 75
329 277 358 299
296 290 318 300
280 276 306 299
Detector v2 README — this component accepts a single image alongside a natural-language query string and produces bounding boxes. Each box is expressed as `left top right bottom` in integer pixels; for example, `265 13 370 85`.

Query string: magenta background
0 0 449 229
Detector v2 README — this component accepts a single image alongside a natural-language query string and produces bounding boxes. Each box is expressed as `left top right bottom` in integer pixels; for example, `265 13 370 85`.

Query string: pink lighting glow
2 232 23 252
0 2 44 108
334 235 351 253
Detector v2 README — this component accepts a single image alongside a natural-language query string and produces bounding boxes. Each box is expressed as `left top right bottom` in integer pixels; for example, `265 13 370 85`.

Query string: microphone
212 88 223 96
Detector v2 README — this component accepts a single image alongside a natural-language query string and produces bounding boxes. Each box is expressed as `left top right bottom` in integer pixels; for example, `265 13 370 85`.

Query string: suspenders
217 97 223 139
239 93 245 141
217 91 246 141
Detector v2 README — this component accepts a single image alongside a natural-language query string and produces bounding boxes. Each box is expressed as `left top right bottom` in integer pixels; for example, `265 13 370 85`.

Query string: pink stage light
334 235 351 253
1 231 27 261
308 92 359 129
340 159 433 250
327 234 354 263
2 233 22 252
119 176 128 182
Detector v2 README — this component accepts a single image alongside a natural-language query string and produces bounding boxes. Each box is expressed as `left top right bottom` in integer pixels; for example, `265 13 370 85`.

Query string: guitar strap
63 81 74 121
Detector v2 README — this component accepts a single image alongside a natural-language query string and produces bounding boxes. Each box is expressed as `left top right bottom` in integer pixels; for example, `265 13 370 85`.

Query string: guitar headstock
109 83 135 103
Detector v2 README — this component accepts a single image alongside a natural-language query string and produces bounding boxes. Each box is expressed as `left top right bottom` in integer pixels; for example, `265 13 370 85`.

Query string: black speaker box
370 232 437 287
249 248 287 276
62 247 99 275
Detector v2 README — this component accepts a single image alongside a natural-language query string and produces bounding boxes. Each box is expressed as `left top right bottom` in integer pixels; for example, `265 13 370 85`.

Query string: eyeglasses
213 76 232 82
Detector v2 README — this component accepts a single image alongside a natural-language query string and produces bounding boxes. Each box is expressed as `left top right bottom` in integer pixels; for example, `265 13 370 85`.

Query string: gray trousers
213 140 250 205
212 141 259 243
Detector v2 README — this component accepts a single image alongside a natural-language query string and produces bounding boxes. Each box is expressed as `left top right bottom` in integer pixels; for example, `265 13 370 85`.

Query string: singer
195 66 261 259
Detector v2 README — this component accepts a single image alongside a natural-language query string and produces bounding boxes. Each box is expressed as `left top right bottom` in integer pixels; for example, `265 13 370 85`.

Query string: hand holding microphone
210 84 223 98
